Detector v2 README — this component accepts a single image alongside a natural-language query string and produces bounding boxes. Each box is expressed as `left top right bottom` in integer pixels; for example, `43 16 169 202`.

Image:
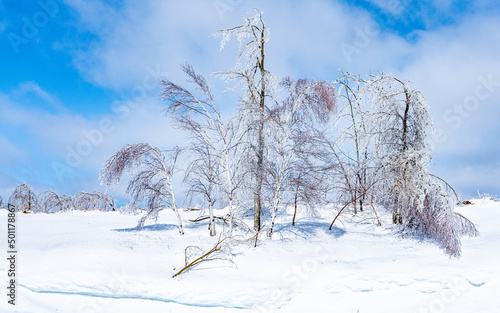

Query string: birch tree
161 64 244 233
213 9 277 231
334 72 373 214
100 144 184 234
363 74 432 224
184 144 221 236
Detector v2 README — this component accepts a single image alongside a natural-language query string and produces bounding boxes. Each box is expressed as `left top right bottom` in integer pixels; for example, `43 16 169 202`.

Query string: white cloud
65 0 408 88
384 14 500 197
396 15 500 153
64 0 226 90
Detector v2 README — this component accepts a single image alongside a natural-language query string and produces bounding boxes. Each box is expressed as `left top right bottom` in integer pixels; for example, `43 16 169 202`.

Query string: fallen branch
172 234 230 278
189 215 227 223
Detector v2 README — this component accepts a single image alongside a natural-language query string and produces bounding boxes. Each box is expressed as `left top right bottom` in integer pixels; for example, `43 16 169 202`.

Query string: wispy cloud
14 81 66 112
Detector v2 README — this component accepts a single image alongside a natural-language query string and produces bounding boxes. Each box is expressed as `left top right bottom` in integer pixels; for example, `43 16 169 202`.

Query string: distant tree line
6 183 115 213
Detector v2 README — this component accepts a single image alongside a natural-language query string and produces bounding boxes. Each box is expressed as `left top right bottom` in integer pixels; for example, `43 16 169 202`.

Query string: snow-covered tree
332 72 373 214
360 73 477 256
9 183 38 212
213 9 278 231
161 64 245 234
184 145 221 236
263 77 337 237
38 190 73 213
73 190 115 212
403 179 478 257
100 144 184 234
362 73 432 224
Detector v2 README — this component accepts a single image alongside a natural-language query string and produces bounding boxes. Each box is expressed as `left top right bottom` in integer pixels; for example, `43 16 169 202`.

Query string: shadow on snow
112 224 180 232
271 221 346 239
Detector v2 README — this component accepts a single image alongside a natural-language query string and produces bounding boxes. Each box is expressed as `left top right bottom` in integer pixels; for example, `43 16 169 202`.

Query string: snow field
0 199 499 313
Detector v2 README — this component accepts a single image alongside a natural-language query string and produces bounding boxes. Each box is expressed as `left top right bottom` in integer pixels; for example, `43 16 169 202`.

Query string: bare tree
161 64 244 233
9 183 38 213
288 142 334 227
100 144 184 234
213 9 277 231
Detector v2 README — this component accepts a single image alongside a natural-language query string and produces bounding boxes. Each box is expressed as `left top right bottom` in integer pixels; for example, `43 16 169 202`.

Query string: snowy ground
1 198 499 313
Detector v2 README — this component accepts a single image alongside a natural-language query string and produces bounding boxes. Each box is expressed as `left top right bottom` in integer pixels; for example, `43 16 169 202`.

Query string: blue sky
1 0 500 202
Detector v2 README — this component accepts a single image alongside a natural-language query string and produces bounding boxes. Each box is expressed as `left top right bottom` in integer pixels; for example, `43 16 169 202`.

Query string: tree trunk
254 28 266 232
393 90 411 225
169 180 184 235
402 90 411 152
292 175 300 226
208 201 216 236
254 122 264 231
267 197 279 239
